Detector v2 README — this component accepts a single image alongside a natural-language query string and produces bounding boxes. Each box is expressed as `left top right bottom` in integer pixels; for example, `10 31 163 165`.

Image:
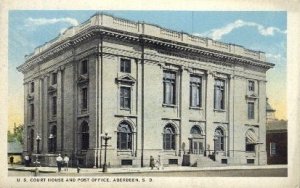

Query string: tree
7 124 24 144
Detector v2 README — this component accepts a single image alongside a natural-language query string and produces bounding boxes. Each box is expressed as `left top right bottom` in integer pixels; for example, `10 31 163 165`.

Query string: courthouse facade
17 13 274 167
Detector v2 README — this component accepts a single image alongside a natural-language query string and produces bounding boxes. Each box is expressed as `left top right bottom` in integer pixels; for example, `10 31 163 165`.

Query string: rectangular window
82 88 88 110
30 82 34 93
120 59 131 73
214 79 225 110
52 72 57 85
248 102 255 119
270 142 276 156
163 71 176 105
81 60 88 75
190 75 202 107
248 80 255 91
52 96 57 116
30 103 34 121
120 87 131 109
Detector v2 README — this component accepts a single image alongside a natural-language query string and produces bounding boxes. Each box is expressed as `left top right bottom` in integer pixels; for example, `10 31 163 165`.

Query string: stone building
17 13 274 167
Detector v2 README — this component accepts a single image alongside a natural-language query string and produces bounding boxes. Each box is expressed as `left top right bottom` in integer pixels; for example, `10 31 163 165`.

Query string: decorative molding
115 74 136 85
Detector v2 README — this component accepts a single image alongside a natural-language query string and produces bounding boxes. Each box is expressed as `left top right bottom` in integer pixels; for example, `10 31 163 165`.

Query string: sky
8 11 287 130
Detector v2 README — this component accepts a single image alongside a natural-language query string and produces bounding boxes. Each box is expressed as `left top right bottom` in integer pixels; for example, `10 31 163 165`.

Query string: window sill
120 108 131 111
189 106 203 110
214 109 226 112
162 104 177 108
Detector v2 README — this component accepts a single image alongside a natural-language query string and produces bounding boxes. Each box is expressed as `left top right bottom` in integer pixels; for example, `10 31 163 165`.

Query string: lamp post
188 134 193 154
213 135 218 161
49 134 54 152
101 132 111 172
36 135 41 154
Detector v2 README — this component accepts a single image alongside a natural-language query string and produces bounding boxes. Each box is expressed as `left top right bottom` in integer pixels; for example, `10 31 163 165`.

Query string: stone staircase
194 156 227 167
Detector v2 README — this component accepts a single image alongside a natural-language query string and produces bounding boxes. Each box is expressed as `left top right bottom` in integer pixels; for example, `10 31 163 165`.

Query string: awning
246 130 258 144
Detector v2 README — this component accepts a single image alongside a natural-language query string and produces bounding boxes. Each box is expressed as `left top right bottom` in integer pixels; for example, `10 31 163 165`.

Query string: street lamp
49 134 54 152
213 135 218 161
188 134 193 154
36 135 41 154
101 132 111 172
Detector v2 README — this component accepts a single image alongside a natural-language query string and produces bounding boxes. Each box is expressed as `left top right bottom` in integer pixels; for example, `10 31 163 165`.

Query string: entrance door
190 139 204 154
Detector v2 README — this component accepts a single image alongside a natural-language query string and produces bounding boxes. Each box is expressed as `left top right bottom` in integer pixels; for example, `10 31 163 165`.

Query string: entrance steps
195 155 226 167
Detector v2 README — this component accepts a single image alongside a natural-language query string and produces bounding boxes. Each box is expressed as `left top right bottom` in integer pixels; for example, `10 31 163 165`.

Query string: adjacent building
266 101 287 164
17 13 274 167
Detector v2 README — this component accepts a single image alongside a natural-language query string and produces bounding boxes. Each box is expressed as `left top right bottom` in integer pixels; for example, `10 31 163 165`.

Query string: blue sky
8 11 287 129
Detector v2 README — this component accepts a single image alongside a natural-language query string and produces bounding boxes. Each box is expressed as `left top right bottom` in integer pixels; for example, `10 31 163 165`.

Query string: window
81 88 88 110
30 82 34 93
245 129 257 152
52 72 57 85
81 122 89 150
81 60 88 75
117 122 132 150
30 103 34 121
190 75 202 107
163 124 176 150
52 96 57 116
120 59 131 73
214 79 225 110
163 71 176 105
248 80 255 91
270 142 276 156
248 102 255 119
49 126 57 152
214 128 224 151
120 87 131 109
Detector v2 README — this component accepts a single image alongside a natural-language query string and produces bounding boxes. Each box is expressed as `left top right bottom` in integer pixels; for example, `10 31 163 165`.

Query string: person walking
9 156 14 166
63 154 69 171
150 156 155 170
24 155 29 167
56 154 63 173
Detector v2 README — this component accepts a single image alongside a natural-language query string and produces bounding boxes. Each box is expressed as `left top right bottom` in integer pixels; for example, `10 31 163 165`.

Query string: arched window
245 129 257 152
117 122 132 150
29 129 34 152
190 126 202 135
163 124 176 150
214 128 224 151
81 122 89 150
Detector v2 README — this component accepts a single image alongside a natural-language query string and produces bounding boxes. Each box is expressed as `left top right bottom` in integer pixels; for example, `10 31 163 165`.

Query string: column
180 68 190 155
56 68 64 152
42 75 49 153
24 83 29 153
258 80 267 165
205 71 214 156
228 75 235 157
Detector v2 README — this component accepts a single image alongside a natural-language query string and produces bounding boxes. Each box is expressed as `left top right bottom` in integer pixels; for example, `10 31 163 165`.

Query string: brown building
266 101 287 164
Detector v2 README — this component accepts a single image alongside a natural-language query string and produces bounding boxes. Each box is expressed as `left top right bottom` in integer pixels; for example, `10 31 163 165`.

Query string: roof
8 140 23 154
17 13 274 73
266 101 276 112
266 120 287 131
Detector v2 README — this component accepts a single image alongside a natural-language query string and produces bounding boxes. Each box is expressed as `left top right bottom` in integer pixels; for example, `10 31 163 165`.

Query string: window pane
81 60 88 74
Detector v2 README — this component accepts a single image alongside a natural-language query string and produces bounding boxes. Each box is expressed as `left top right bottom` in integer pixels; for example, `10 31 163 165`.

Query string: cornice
17 26 274 74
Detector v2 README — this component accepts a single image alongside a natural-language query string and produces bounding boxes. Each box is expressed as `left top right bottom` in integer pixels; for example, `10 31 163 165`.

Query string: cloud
25 17 79 27
195 19 286 40
266 53 286 63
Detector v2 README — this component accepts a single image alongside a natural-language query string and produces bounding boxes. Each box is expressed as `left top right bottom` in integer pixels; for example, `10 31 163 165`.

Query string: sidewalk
8 164 287 174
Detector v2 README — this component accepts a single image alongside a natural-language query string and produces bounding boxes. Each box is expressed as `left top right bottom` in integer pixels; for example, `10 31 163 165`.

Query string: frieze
18 25 273 74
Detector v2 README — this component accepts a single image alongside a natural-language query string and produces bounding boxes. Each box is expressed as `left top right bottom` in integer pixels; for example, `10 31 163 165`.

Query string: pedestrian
9 156 14 166
24 155 29 167
150 156 155 170
63 154 69 171
56 154 63 173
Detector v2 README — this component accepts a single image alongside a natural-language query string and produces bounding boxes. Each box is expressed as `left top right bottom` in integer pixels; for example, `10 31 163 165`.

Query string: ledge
213 109 226 112
162 104 177 108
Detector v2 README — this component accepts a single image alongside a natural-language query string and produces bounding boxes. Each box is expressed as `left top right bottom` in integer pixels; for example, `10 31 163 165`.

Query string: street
8 168 287 177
